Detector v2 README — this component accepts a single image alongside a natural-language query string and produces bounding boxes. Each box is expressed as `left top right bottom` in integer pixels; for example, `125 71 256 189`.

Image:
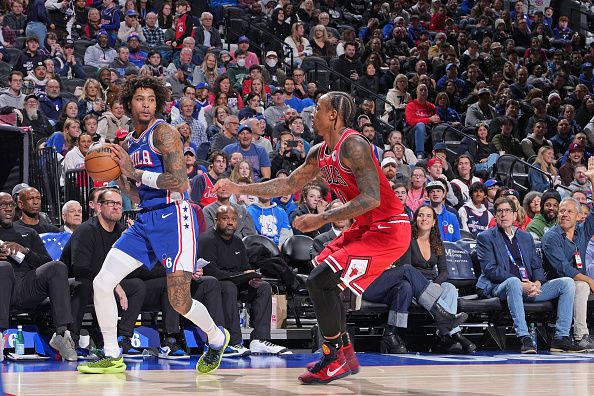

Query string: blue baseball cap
195 82 209 90
484 179 502 188
126 9 138 17
96 29 108 38
581 62 593 71
127 33 140 42
237 124 252 134
238 35 249 43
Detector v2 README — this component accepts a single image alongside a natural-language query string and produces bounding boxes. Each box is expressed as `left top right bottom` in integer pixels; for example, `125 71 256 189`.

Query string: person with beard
126 33 148 68
15 187 59 233
84 30 118 69
559 165 593 199
559 142 585 185
55 39 86 80
202 176 257 237
526 189 560 240
109 46 139 78
0 71 26 110
334 42 363 92
261 51 287 87
39 79 67 123
19 94 53 144
24 62 50 97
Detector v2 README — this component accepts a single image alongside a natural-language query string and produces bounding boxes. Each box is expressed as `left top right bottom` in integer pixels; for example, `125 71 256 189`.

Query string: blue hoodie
247 202 293 245
436 204 461 242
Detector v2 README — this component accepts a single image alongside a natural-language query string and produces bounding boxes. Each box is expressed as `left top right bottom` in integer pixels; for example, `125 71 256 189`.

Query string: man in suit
476 196 581 353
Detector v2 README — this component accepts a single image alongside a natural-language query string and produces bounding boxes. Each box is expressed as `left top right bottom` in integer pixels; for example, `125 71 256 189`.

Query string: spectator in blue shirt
542 161 594 351
283 78 305 113
247 194 293 246
223 124 271 179
426 181 461 242
553 16 574 46
476 196 580 353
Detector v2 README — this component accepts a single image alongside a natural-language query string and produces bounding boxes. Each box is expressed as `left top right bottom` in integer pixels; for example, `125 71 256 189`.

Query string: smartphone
287 140 299 148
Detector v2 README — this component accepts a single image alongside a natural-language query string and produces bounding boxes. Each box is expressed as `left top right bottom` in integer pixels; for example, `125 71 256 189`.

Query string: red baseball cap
427 157 442 169
115 129 129 140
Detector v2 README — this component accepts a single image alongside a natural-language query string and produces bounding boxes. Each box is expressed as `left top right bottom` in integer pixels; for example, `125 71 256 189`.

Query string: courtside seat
280 235 314 274
457 294 502 313
242 235 281 257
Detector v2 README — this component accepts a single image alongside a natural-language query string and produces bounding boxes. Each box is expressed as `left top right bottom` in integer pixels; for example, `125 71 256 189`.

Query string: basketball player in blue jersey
77 76 229 374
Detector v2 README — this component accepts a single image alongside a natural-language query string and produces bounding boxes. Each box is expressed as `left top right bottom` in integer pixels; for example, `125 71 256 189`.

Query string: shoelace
203 344 223 365
260 340 277 348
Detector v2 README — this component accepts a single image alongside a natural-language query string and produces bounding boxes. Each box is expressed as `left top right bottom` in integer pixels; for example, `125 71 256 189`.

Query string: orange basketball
85 143 121 182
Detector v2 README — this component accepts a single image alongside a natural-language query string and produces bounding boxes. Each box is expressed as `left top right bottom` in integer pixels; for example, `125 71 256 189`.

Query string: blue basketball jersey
128 119 188 210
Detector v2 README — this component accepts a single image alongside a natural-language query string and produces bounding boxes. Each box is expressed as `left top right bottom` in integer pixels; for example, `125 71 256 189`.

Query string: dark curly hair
119 76 168 116
411 205 445 256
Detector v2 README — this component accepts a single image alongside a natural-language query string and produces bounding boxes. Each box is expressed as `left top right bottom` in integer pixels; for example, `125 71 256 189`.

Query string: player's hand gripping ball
85 143 122 182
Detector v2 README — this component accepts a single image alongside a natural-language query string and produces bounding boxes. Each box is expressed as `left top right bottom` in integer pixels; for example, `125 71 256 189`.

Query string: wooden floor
3 354 594 396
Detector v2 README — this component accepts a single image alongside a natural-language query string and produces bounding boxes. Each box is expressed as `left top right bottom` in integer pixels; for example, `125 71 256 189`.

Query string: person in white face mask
261 51 287 87
231 35 259 68
227 49 251 92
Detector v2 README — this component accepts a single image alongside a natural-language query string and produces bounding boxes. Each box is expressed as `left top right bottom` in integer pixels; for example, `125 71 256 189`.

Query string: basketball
85 143 121 182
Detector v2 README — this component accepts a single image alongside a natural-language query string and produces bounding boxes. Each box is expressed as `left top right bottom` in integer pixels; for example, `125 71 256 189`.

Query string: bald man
198 205 288 356
15 187 59 234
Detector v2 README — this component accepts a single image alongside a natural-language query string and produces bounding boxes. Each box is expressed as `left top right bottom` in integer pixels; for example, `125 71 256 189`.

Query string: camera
287 140 299 148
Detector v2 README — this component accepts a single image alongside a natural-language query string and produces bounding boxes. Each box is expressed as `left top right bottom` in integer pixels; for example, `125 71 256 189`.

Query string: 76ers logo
320 165 348 186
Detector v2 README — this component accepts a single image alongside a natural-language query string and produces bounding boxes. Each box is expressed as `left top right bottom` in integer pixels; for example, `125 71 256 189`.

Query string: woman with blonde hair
176 122 198 152
310 24 335 57
284 22 312 67
382 74 411 123
529 145 562 192
46 119 82 156
230 159 254 183
77 79 106 119
193 52 220 88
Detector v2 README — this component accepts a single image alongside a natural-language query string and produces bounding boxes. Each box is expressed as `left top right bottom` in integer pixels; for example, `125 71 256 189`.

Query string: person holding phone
271 131 306 176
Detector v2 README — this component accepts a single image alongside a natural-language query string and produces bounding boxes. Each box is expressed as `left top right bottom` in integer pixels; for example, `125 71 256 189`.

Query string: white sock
93 249 142 358
183 299 225 348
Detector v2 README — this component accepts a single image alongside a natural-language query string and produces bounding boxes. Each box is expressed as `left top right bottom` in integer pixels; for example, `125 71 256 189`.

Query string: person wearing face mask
261 51 287 87
226 50 250 91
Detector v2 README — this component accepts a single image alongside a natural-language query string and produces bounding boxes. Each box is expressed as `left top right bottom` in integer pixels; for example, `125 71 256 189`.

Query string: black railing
29 147 61 225
64 169 94 221
494 154 554 195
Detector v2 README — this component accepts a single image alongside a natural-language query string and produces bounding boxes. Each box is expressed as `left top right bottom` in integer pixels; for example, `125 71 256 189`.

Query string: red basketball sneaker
341 343 360 374
299 343 351 385
306 343 360 374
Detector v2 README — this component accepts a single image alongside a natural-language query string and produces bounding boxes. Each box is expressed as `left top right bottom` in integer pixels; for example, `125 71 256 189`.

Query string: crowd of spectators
2 0 594 358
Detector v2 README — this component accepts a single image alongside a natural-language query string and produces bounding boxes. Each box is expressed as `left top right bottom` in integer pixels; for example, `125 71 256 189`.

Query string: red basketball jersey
317 128 405 226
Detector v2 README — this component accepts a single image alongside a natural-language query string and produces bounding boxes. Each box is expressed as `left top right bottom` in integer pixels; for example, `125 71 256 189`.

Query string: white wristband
141 171 160 189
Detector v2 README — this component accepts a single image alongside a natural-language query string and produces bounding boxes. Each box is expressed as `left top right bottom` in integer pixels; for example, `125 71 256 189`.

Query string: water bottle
529 323 537 352
239 304 250 329
15 325 25 355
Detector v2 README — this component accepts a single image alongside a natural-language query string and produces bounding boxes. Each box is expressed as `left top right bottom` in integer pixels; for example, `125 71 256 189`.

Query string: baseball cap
127 33 140 42
581 62 593 71
381 157 397 168
433 142 447 151
184 147 196 156
425 180 445 192
126 9 138 17
11 183 30 197
96 30 109 38
484 179 502 188
64 39 75 48
34 61 46 69
272 87 284 95
569 142 584 153
238 35 249 44
427 157 443 168
237 124 252 134
276 169 289 177
548 91 561 101
220 50 231 59
24 94 38 102
195 82 209 90
266 51 278 58
446 63 457 71
115 129 129 140
490 42 503 49
478 88 491 96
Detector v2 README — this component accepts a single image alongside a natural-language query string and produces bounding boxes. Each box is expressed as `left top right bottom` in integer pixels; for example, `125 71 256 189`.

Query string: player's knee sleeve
93 248 140 295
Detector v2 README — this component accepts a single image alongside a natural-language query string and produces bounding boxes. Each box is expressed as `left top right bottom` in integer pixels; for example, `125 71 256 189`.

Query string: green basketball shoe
77 354 126 374
196 327 230 374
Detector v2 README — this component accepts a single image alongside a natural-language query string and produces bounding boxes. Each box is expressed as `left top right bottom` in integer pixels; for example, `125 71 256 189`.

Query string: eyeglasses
496 208 515 215
0 202 16 210
99 200 123 208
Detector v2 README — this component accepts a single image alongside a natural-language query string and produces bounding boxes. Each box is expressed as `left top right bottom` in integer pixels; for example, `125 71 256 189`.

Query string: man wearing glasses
0 192 77 362
476 196 582 353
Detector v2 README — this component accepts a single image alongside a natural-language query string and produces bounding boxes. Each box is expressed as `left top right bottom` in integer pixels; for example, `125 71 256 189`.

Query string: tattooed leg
167 270 225 347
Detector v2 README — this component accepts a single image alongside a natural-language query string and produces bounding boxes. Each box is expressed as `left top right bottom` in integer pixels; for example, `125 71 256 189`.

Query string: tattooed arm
293 135 379 233
212 144 321 198
111 122 188 193
320 134 380 223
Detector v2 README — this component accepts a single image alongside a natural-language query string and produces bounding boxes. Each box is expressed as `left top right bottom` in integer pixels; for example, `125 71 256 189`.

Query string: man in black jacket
0 192 76 361
199 205 288 356
65 188 147 357
334 42 362 91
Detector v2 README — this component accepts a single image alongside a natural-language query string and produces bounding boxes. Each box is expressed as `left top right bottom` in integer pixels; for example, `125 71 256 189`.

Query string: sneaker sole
550 348 587 353
77 362 127 374
521 349 536 354
299 370 352 385
196 328 230 374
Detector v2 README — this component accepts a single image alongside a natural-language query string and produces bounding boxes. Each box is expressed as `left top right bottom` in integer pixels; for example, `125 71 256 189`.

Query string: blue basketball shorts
114 200 198 273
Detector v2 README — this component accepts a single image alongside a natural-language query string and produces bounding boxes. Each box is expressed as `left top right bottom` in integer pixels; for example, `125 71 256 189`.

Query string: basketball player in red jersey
214 92 411 384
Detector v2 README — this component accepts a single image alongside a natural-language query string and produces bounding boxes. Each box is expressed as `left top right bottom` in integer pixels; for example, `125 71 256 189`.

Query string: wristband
141 171 160 188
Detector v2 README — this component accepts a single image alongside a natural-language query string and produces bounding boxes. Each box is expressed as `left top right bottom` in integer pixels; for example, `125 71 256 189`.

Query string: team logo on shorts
162 254 173 268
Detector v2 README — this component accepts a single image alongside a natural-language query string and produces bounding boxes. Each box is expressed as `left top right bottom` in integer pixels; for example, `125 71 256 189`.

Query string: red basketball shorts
312 215 411 296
